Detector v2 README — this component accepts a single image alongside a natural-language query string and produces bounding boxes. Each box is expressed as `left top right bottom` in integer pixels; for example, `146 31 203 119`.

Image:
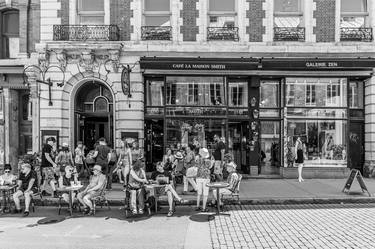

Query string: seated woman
58 165 78 204
128 160 148 215
211 160 239 207
0 164 17 185
150 162 188 217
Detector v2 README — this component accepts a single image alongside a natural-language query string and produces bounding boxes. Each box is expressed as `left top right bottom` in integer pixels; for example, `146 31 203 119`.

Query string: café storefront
140 57 373 177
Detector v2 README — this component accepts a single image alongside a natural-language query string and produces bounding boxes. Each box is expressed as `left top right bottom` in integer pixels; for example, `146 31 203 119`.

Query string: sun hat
175 151 183 159
226 162 237 170
199 148 210 159
93 165 102 173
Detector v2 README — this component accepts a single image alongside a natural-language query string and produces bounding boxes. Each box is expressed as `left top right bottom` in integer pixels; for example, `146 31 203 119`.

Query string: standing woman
56 143 74 172
294 137 305 182
162 148 174 172
183 144 198 194
116 140 132 185
195 148 212 212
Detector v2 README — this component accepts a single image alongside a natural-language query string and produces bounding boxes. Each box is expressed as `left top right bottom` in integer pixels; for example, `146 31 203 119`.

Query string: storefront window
260 121 281 168
260 80 279 108
228 81 248 107
286 120 347 166
166 77 225 106
146 79 164 106
166 118 226 151
286 78 347 107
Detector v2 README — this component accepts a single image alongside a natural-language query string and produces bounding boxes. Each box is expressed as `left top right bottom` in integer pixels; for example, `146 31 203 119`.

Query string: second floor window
78 0 104 25
340 0 368 28
274 0 304 41
2 10 19 58
207 0 238 41
144 0 171 26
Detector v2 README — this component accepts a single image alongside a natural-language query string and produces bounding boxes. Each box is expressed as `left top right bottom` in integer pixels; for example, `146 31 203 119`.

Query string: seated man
0 164 17 185
77 165 106 215
128 160 148 215
211 160 239 207
150 162 188 217
58 165 78 204
13 163 38 217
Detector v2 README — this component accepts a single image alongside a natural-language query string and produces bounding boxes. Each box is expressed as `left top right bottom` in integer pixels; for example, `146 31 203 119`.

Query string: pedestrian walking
195 148 213 212
74 141 86 179
40 137 58 197
92 137 111 184
114 139 132 185
295 136 306 182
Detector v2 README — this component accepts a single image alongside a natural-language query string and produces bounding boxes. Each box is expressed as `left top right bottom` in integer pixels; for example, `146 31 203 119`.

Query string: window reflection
349 81 364 109
146 79 164 106
260 80 279 107
228 82 248 107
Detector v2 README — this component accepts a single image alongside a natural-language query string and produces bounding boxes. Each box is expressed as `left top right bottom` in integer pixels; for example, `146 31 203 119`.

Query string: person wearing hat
195 148 213 212
41 137 57 197
0 164 17 186
211 159 239 207
77 165 106 215
58 165 79 205
13 163 38 217
182 144 198 194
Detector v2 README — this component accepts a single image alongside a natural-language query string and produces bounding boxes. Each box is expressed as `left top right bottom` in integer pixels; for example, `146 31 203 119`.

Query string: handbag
85 151 96 164
186 166 198 178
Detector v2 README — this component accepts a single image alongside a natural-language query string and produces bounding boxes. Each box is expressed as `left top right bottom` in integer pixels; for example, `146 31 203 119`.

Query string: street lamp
23 65 66 106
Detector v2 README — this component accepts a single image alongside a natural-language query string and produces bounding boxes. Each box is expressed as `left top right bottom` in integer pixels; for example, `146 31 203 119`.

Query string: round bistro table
206 182 230 216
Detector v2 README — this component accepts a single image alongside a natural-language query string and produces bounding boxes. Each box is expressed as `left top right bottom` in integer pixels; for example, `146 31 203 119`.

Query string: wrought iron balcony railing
340 28 373 42
207 27 239 41
274 27 305 41
53 25 120 41
141 26 172 40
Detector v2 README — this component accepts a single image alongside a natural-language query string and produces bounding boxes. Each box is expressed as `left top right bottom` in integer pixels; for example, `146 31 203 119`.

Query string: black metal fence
53 25 120 41
340 28 373 42
274 27 305 41
207 27 239 41
141 26 172 40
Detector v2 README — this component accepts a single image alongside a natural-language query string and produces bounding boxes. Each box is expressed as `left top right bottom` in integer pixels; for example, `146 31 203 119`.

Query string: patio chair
92 179 111 215
221 174 242 206
124 185 151 218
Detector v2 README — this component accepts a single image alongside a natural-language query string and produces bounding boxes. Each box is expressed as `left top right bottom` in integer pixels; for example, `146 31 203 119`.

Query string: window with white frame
77 0 104 24
305 84 316 106
340 0 368 28
326 82 340 106
208 0 236 28
274 0 303 28
143 0 171 26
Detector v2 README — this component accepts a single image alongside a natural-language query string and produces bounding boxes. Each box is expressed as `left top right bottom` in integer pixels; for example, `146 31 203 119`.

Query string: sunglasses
4 170 10 173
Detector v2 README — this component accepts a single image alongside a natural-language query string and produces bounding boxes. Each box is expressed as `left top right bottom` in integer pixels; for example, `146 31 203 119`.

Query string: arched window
2 10 19 58
94 96 108 112
75 82 113 113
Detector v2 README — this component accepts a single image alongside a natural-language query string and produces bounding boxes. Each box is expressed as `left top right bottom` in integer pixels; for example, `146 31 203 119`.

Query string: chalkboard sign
342 169 371 197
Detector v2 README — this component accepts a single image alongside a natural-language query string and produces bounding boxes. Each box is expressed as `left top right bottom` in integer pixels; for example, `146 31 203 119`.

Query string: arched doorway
74 81 114 150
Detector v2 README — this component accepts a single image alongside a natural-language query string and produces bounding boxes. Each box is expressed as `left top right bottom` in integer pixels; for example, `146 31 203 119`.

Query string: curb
32 196 375 207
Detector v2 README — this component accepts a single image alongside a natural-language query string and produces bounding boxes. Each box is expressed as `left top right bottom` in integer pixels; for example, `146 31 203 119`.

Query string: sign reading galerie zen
305 62 338 68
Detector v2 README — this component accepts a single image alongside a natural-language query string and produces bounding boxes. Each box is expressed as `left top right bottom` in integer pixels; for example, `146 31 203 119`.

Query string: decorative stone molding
54 49 67 70
38 51 50 71
108 49 121 73
79 50 96 72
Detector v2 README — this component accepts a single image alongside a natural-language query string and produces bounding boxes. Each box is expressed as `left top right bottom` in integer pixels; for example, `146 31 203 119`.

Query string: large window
340 0 368 28
146 79 164 106
208 0 236 28
349 81 364 109
144 0 170 26
273 0 304 41
228 82 248 107
78 0 104 24
166 77 225 106
2 10 19 58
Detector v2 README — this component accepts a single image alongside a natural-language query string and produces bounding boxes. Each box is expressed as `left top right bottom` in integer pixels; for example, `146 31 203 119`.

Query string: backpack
109 149 117 163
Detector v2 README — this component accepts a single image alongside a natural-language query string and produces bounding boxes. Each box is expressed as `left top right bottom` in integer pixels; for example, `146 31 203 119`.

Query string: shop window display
260 121 281 168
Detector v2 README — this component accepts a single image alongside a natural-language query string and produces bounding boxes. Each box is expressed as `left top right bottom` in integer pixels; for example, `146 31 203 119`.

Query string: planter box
280 167 350 179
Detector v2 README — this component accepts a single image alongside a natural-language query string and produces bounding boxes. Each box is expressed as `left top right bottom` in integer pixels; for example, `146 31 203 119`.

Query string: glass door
349 122 364 172
228 121 249 173
260 120 281 174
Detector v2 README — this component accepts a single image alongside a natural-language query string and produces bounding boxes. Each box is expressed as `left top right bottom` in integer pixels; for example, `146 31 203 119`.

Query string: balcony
141 26 172 40
207 27 239 41
53 25 119 41
340 28 373 42
274 27 305 42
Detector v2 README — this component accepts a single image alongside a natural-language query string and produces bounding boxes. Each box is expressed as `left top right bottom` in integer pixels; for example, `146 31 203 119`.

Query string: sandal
167 210 174 217
201 208 209 212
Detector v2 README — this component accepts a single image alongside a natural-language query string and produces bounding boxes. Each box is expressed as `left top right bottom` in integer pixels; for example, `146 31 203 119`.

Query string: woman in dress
115 139 132 185
195 148 213 212
294 137 305 182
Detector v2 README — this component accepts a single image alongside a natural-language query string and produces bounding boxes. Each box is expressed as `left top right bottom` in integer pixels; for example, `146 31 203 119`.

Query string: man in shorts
41 137 58 197
13 163 38 217
77 165 106 215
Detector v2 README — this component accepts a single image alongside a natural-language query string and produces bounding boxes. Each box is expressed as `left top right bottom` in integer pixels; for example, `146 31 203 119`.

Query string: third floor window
78 0 104 24
340 0 371 41
273 0 304 41
207 0 238 41
143 0 171 26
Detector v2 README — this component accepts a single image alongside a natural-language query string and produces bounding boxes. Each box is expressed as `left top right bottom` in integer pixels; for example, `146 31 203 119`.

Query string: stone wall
313 0 336 42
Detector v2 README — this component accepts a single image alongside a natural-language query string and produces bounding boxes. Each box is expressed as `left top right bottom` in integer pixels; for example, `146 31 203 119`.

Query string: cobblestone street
209 204 375 249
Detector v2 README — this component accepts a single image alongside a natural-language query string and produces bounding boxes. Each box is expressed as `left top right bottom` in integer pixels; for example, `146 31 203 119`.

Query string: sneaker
194 206 201 211
23 211 30 217
83 208 90 215
201 208 209 213
86 209 94 216
132 209 137 215
138 209 144 215
167 210 174 217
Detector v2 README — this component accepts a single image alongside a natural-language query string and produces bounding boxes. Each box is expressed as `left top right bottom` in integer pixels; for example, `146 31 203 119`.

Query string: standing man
13 163 38 217
92 138 111 185
41 137 58 197
212 134 225 181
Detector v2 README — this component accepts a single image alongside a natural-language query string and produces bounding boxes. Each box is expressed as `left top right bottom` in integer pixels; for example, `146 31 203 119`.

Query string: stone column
364 75 375 176
27 73 40 153
4 89 19 167
18 2 29 57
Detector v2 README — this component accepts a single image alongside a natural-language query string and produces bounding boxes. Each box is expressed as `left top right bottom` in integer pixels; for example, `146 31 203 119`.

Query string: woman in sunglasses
58 165 78 204
0 164 17 185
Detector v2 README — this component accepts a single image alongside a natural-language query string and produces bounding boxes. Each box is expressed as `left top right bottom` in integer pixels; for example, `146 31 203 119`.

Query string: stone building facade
24 0 375 177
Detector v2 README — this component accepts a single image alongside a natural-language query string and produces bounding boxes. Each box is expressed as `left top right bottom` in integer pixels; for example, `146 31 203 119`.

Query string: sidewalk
37 177 375 206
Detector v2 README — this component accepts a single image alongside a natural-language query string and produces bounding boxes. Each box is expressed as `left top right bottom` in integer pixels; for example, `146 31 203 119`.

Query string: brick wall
246 0 265 42
180 0 199 41
111 0 133 41
313 0 336 42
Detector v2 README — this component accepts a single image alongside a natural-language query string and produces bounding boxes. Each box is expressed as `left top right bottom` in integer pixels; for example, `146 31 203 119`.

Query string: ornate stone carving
108 49 121 73
54 49 67 70
38 51 50 71
79 50 96 72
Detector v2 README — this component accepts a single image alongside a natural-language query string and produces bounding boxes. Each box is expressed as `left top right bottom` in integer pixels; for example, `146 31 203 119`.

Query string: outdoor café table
57 185 83 216
206 182 230 216
145 183 166 214
0 185 17 213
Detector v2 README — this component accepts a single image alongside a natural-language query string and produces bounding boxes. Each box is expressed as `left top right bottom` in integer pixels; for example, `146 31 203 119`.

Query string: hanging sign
342 169 371 196
121 65 131 97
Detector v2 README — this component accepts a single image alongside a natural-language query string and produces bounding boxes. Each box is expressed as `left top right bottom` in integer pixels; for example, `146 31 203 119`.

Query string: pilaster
364 75 375 177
